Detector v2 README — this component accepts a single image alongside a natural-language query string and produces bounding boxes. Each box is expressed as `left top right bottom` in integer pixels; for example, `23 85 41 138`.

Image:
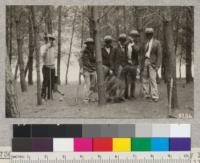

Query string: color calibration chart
12 124 191 152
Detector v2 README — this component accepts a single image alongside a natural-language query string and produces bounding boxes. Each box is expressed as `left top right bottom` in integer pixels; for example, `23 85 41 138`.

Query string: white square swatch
53 138 74 152
170 124 191 137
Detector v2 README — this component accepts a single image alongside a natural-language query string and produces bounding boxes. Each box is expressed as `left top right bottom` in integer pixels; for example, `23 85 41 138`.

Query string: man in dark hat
112 33 128 101
102 35 114 74
81 38 96 102
40 34 56 101
125 29 140 98
113 33 128 76
141 28 162 102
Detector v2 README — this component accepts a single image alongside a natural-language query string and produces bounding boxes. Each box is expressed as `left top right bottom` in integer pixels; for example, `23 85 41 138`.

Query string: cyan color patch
151 138 169 151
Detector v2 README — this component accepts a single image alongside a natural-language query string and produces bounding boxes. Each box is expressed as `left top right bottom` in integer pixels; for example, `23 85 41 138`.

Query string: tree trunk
9 6 13 64
185 8 193 83
6 54 20 118
7 6 13 64
163 7 178 110
30 6 42 105
79 9 85 85
123 6 127 33
27 14 34 85
15 19 27 92
93 6 106 105
57 6 62 85
45 6 53 34
65 11 76 85
115 6 120 38
88 6 95 39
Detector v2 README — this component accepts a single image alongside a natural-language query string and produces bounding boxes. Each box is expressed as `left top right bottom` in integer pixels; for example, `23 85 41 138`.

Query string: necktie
145 42 149 53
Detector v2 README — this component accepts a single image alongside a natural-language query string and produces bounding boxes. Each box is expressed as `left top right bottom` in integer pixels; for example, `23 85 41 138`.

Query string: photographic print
5 5 194 118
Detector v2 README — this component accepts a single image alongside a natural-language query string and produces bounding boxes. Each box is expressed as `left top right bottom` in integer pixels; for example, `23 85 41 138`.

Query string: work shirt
145 38 153 58
128 41 135 63
40 43 56 68
105 47 111 54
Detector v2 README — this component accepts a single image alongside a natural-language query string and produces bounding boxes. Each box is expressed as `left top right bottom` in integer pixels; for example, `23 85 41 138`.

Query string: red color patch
93 138 112 151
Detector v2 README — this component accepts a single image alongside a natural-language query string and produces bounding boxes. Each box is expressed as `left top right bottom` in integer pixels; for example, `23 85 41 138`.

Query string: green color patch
131 138 151 151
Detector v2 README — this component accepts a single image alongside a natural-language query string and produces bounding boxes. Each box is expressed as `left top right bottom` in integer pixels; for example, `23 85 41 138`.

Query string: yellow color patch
112 138 131 152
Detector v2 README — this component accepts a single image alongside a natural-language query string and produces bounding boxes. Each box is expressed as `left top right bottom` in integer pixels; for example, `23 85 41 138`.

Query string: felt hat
84 38 94 44
119 33 127 40
44 34 56 40
145 28 154 34
104 35 113 41
129 29 140 36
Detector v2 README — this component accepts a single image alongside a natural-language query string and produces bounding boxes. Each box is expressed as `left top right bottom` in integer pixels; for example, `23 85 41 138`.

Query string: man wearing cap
141 28 162 102
125 29 140 98
101 35 114 76
112 33 128 100
113 33 128 76
40 34 56 100
102 35 114 69
81 38 96 102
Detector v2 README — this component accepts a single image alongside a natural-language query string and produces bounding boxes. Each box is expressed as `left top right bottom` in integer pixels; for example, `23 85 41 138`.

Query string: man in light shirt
40 34 56 100
141 28 162 102
125 30 140 98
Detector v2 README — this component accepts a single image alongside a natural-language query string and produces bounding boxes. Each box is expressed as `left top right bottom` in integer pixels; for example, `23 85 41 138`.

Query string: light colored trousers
83 71 97 100
142 59 159 99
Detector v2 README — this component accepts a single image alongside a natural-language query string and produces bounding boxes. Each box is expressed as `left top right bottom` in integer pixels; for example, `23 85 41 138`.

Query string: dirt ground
16 79 194 119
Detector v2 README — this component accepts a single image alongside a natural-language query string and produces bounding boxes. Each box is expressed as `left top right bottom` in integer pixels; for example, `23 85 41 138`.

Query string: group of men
39 27 162 103
81 28 162 103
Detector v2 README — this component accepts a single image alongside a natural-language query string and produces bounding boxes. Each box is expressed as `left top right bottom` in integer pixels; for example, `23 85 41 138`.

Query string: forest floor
16 79 194 119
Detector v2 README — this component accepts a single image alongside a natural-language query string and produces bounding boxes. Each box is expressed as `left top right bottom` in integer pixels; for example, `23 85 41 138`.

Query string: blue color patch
151 138 169 151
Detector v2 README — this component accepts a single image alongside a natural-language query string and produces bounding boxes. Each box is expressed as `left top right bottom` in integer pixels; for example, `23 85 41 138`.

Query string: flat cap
104 35 113 41
44 34 56 40
129 30 140 36
119 33 127 39
84 38 94 44
145 28 154 34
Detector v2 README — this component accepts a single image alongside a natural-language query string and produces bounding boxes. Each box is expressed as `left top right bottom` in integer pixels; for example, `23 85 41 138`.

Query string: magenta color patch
74 138 93 152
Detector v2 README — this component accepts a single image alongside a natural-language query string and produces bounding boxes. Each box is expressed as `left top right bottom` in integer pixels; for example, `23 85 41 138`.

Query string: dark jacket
131 44 139 66
81 47 96 72
141 38 162 68
101 46 114 69
112 43 128 74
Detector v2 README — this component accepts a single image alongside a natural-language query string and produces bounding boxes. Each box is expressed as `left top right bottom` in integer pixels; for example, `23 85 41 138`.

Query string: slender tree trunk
7 6 13 64
9 6 13 64
79 9 84 85
123 6 127 33
27 14 34 85
93 6 106 105
30 6 42 105
115 6 120 38
179 43 183 79
45 6 53 34
6 7 9 54
15 19 27 92
57 6 62 85
88 6 95 39
65 11 76 85
6 54 20 118
185 8 193 83
163 7 178 110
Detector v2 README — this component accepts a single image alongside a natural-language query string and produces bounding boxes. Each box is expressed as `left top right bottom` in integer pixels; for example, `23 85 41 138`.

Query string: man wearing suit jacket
102 35 114 72
141 28 162 102
113 33 128 76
